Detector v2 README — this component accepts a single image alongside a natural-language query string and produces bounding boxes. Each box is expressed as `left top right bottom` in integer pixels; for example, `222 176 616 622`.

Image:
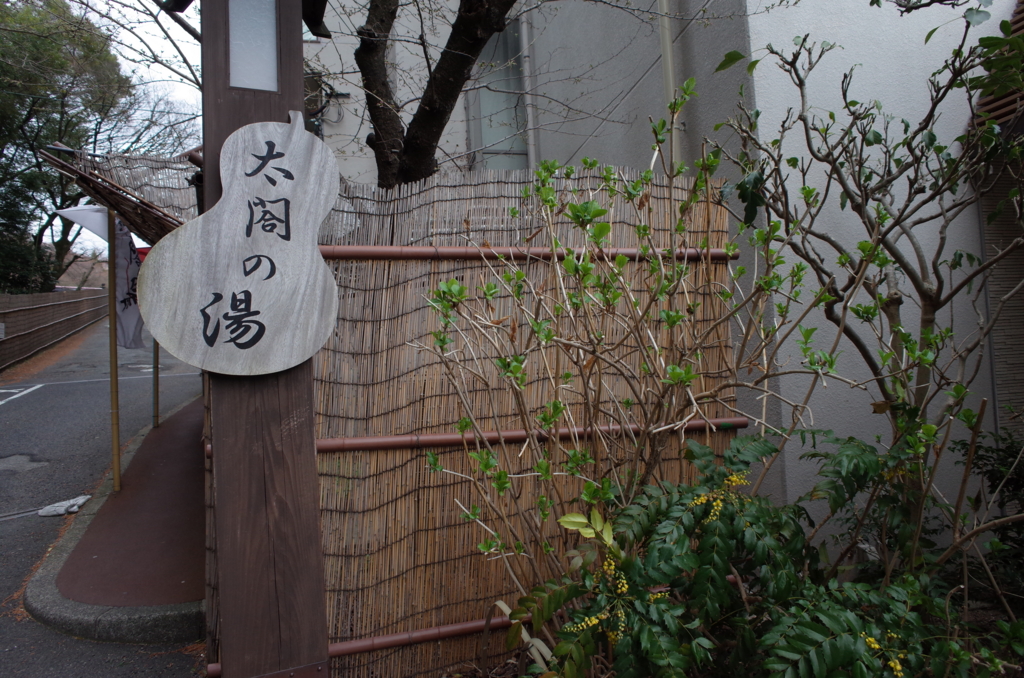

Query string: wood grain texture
200 0 304 212
211 360 329 677
138 112 340 375
198 4 330 677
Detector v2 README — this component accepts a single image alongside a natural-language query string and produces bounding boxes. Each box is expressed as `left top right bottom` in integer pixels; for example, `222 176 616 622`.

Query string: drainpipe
658 0 682 164
518 16 539 168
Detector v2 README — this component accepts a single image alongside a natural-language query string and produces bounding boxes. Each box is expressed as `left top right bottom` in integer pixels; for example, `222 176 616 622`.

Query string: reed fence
0 290 108 372
296 170 737 677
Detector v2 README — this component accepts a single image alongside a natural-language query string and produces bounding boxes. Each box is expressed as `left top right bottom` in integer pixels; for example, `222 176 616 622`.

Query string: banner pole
107 209 121 492
153 339 160 428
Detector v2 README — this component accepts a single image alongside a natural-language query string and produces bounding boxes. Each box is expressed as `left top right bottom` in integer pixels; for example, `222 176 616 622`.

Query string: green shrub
509 436 1024 678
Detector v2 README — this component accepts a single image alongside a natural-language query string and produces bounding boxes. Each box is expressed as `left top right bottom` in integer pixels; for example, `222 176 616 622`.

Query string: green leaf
925 26 939 44
558 513 589 530
716 50 746 72
506 621 523 650
775 647 805 661
965 8 991 26
809 649 824 678
747 59 761 75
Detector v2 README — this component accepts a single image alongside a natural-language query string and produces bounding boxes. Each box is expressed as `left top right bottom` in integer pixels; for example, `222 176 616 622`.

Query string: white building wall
304 0 1014 506
742 0 1016 503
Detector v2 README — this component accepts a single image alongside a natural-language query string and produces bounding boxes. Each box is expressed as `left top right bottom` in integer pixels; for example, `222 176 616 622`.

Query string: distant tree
0 0 198 293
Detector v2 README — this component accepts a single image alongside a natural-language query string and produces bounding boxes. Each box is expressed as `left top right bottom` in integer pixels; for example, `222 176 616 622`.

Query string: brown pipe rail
206 616 518 677
315 417 749 453
205 418 749 458
318 245 738 262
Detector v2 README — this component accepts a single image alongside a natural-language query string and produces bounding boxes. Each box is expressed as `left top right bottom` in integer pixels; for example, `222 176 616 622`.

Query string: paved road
0 321 205 677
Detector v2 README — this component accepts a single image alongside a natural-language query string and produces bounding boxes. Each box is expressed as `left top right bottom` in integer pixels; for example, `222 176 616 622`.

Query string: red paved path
56 398 205 606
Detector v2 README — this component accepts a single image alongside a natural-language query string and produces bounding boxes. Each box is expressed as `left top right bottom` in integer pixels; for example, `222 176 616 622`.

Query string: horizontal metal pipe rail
206 616 518 677
0 294 106 314
318 245 737 262
315 417 749 453
206 418 749 459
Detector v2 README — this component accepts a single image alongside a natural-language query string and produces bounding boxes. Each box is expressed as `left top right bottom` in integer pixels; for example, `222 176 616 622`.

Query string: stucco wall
526 0 755 171
743 0 1016 503
525 1 663 168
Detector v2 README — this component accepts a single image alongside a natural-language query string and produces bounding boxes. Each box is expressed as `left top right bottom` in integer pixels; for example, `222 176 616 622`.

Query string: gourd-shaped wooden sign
138 112 339 376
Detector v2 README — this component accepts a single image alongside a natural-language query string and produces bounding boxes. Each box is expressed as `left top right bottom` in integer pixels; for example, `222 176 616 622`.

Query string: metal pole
152 339 160 428
107 209 121 492
658 0 682 163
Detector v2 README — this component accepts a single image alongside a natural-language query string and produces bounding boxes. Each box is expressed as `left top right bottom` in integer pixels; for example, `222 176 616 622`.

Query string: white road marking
0 372 199 400
0 509 44 523
0 384 43 407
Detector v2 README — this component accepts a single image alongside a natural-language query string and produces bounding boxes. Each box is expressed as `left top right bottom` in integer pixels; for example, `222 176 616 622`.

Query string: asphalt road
0 320 205 677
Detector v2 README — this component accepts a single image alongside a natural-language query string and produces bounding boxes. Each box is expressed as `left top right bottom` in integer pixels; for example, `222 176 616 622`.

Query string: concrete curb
23 397 204 644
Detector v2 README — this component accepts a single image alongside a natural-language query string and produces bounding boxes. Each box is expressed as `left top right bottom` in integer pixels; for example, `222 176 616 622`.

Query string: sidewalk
24 397 206 644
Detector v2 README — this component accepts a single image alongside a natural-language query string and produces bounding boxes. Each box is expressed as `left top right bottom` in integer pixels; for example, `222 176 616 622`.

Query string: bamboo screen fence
0 290 107 372
74 151 200 227
305 169 737 677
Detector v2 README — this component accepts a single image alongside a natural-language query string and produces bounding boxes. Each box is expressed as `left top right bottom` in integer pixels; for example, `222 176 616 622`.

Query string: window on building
469 21 528 170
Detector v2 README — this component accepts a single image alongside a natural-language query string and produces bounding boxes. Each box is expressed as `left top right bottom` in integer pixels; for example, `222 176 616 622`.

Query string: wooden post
210 362 328 677
107 208 121 493
153 339 160 428
201 1 330 676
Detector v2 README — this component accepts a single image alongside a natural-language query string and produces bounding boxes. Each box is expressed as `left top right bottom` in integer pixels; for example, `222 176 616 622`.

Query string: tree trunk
355 0 518 189
353 0 404 189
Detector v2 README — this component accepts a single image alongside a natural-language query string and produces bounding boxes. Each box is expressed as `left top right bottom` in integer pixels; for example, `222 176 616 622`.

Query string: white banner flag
114 217 145 349
56 207 146 349
56 205 108 241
